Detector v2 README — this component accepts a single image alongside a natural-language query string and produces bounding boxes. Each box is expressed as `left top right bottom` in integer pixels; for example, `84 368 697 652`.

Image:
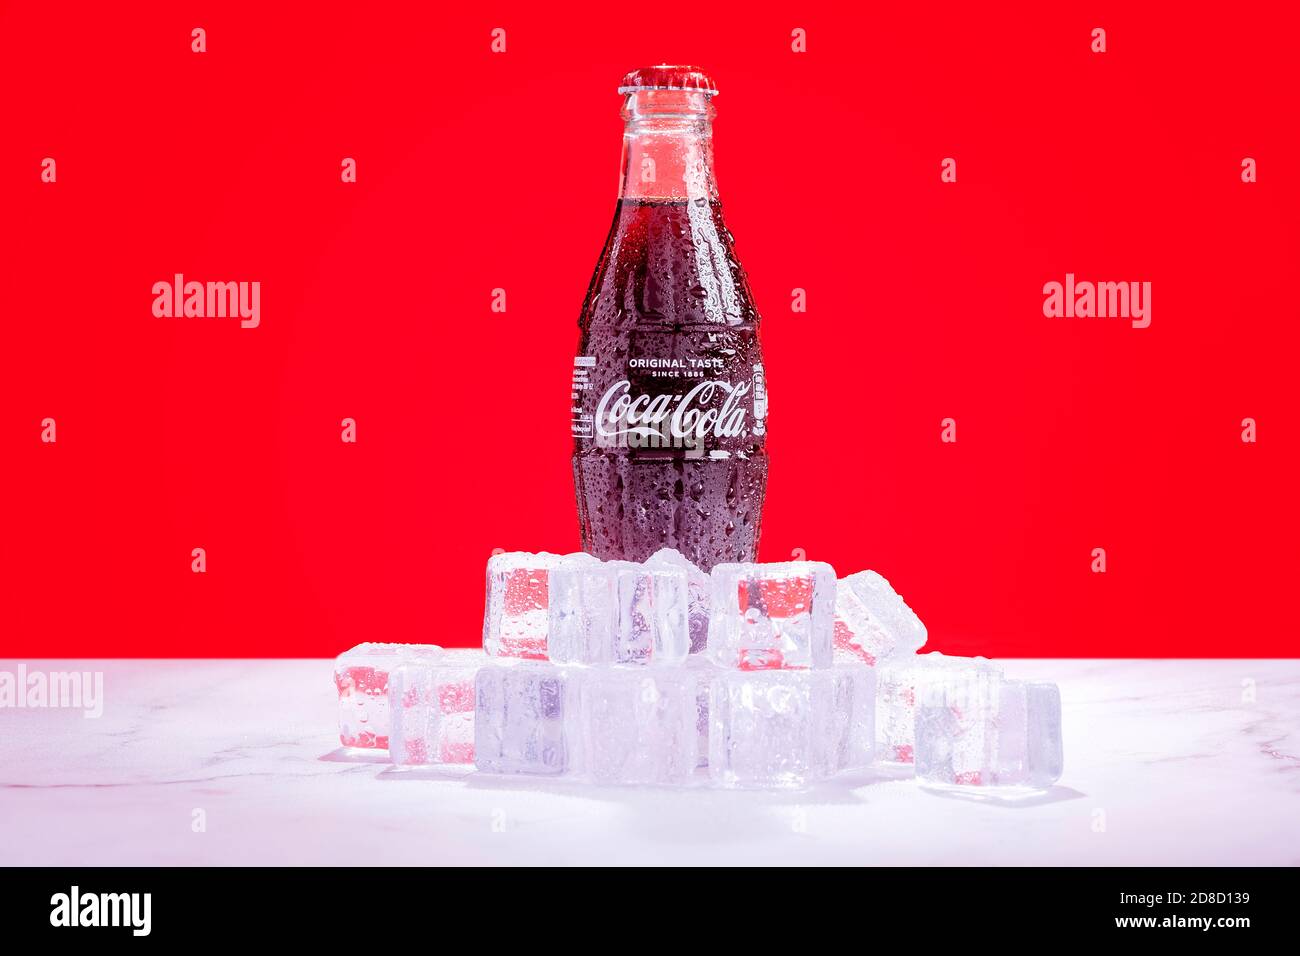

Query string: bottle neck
618 90 718 202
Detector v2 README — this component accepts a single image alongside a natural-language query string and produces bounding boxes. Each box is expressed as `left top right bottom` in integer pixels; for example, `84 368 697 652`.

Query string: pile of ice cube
332 550 1063 791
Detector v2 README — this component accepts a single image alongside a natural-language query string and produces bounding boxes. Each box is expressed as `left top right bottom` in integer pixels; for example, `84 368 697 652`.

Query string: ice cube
707 665 871 788
685 654 718 768
646 549 711 654
915 677 1063 789
875 652 1001 766
832 570 927 666
1023 682 1064 787
708 561 835 670
334 643 444 750
388 654 483 766
578 666 701 785
546 560 616 663
548 559 691 665
832 664 877 772
474 661 581 775
482 551 595 660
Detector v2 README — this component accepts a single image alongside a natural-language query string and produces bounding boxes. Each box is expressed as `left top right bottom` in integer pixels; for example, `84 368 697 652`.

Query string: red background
2 2 1296 658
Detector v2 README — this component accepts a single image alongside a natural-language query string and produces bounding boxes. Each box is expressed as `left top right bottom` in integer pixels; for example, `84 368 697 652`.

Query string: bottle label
571 349 766 456
570 357 596 439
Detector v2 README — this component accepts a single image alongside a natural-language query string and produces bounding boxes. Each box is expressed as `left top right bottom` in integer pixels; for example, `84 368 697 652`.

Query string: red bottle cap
618 65 718 96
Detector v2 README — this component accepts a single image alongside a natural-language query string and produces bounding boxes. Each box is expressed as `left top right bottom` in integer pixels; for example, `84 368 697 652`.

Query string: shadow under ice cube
474 662 580 775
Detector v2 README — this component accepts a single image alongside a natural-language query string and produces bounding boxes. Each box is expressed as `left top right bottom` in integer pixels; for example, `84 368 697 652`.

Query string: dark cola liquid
571 198 768 571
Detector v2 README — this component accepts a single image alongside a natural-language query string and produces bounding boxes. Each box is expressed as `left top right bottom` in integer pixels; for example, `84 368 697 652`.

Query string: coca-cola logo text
594 379 750 443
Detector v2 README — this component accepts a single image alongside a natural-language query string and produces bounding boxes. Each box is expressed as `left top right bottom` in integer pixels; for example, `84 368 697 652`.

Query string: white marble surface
0 657 1297 866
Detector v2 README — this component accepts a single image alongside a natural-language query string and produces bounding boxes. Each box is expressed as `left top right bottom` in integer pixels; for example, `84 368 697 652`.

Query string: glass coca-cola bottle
571 65 768 572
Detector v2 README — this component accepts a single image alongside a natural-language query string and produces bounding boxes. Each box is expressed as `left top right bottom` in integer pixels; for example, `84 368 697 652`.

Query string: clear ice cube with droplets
707 665 873 788
915 676 1063 789
548 558 691 665
875 652 1002 765
388 655 482 766
474 661 581 775
832 570 927 666
707 561 835 670
483 551 596 660
646 548 711 654
578 665 701 785
333 643 444 750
